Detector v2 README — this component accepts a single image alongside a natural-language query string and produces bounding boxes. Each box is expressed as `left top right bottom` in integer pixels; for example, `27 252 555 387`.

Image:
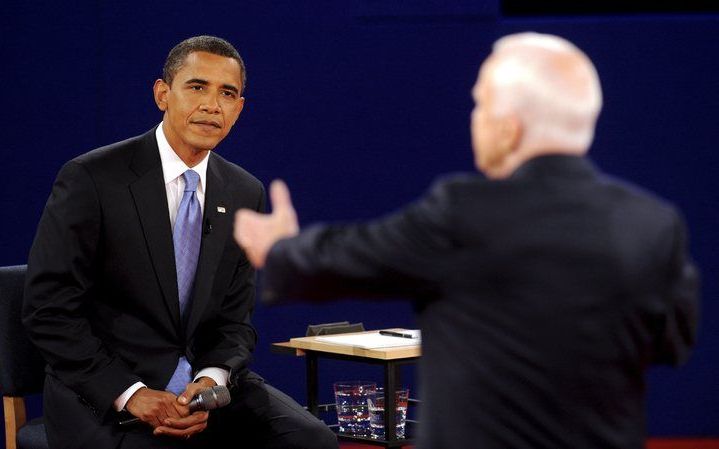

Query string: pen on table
379 330 416 339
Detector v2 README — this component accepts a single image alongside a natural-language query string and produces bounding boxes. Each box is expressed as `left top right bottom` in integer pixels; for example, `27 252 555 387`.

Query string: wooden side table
272 329 421 447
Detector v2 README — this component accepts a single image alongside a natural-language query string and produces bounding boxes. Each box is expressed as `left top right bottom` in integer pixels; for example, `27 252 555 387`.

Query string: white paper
315 331 421 349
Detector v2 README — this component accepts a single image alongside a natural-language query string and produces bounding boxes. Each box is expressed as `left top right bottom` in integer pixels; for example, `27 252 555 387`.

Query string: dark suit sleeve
652 212 700 365
193 184 265 378
22 161 141 416
263 179 456 304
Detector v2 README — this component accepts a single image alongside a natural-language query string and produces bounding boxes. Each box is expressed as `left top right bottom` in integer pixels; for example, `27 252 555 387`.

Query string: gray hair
488 32 602 151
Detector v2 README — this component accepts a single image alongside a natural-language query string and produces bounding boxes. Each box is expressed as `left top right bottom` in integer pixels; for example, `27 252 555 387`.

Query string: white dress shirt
113 123 229 411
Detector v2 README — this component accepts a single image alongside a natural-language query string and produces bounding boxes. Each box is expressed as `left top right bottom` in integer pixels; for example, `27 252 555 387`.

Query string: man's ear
153 79 170 111
499 115 522 154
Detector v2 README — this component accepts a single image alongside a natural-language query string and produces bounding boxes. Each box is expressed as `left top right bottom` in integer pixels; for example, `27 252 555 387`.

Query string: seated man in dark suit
23 35 337 449
234 32 699 449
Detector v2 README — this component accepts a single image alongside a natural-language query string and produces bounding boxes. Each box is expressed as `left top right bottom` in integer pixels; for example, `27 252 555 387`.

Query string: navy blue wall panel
1 1 716 444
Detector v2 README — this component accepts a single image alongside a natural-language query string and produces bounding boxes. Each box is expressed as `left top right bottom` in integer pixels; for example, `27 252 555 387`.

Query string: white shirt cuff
114 382 147 412
112 367 228 412
194 367 229 387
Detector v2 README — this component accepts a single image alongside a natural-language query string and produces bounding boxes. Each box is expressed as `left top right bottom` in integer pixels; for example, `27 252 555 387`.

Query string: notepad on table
315 330 421 349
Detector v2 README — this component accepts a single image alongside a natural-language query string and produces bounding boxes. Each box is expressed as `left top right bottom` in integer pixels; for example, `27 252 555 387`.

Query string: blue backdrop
1 0 716 442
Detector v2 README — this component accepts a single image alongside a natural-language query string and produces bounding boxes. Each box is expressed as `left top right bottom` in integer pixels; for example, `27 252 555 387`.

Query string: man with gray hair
234 33 699 448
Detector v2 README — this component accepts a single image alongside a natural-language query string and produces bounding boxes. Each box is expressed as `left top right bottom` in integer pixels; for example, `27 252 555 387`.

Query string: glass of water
333 381 377 437
367 387 409 440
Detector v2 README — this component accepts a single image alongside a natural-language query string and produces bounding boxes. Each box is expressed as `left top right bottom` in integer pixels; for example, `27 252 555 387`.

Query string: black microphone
204 217 213 235
118 385 231 426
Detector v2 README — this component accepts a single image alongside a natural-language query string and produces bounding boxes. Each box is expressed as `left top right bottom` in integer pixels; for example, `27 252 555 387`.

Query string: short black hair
163 35 246 93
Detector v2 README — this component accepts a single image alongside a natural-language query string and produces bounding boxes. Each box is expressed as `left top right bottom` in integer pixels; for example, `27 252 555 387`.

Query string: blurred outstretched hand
234 180 299 268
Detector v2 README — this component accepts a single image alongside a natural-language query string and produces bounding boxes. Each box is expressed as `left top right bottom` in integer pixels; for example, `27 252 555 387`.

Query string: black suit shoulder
73 131 150 169
596 171 682 221
53 130 156 198
209 151 264 199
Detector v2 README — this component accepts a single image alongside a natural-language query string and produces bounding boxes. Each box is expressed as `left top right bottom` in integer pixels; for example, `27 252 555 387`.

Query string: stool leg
4 396 26 449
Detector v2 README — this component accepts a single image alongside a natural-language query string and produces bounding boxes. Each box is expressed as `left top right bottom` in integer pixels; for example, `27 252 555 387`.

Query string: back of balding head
487 32 602 154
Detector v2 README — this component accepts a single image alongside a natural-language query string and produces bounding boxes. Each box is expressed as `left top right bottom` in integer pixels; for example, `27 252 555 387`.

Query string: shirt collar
155 122 209 192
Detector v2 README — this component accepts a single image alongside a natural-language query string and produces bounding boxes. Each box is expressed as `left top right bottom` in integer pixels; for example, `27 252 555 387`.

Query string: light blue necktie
166 169 202 395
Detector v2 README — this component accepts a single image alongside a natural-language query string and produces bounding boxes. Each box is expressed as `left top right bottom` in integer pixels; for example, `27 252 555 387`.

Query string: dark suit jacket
23 128 265 449
263 155 699 449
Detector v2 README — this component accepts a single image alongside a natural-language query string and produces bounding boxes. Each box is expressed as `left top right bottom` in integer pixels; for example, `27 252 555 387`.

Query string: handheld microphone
188 385 230 412
118 385 231 426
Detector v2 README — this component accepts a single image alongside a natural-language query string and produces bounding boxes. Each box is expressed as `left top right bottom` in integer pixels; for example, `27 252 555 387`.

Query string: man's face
471 59 501 174
470 57 518 178
154 51 245 155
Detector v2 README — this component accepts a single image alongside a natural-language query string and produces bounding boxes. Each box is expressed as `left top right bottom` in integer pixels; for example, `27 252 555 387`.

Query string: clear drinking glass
367 387 409 440
333 381 377 437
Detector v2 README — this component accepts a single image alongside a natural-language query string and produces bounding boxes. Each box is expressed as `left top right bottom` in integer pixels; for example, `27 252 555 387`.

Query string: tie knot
183 170 200 192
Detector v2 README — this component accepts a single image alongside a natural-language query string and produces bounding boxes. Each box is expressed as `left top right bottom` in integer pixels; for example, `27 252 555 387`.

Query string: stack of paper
315 330 421 349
